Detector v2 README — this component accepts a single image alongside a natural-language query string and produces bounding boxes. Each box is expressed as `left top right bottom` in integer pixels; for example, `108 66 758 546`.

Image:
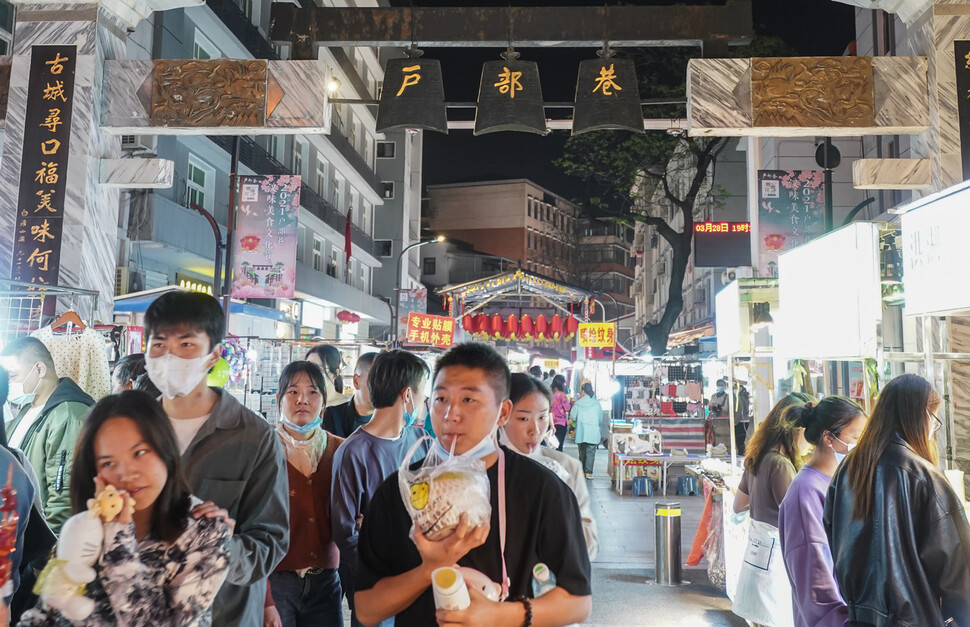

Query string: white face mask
8 363 41 406
145 353 212 399
830 434 856 466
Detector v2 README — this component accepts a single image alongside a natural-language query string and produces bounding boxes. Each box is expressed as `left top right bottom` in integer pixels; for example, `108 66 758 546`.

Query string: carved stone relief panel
752 56 874 128
150 59 267 127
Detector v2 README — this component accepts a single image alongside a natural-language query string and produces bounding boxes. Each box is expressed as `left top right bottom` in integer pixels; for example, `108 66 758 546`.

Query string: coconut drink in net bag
398 436 491 542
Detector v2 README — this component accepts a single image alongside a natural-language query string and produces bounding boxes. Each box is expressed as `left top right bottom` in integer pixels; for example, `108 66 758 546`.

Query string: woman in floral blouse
550 375 572 452
20 391 231 626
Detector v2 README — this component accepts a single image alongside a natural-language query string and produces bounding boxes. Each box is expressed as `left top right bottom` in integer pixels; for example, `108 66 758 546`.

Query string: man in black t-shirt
354 343 592 626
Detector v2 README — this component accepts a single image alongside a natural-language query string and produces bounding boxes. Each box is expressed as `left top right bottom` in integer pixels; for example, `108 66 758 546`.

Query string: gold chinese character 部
40 108 61 133
35 190 56 213
40 139 61 155
34 162 59 185
592 64 622 96
30 219 54 243
43 81 67 103
46 53 69 75
493 66 523 99
396 65 421 97
26 248 52 271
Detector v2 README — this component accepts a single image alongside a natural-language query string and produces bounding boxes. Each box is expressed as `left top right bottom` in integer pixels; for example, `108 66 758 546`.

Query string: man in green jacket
0 337 94 533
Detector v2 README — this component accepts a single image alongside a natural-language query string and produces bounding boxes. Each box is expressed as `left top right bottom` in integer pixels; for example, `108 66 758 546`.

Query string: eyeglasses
927 410 943 434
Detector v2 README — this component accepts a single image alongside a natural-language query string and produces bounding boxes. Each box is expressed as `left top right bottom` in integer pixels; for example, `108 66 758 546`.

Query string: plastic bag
398 436 491 542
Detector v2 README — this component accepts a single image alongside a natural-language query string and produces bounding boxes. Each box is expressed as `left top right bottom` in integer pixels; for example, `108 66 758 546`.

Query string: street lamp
394 235 445 343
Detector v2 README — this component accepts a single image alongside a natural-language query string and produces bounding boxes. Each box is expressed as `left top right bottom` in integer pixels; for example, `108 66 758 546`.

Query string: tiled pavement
578 442 746 626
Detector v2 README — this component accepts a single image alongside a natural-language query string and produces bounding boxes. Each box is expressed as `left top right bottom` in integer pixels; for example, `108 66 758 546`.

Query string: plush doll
34 485 135 620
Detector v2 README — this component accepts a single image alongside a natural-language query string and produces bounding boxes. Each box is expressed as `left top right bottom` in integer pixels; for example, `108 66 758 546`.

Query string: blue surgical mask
403 410 416 428
281 416 322 435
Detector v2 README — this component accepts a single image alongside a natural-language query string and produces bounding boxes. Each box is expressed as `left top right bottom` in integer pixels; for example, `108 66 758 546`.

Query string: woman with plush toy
19 390 232 626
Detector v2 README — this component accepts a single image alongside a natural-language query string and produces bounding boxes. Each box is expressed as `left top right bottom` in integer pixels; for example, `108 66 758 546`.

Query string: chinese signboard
405 313 455 349
376 57 447 134
397 288 427 340
474 59 546 135
572 57 643 134
757 170 824 277
11 46 77 285
232 175 300 299
693 222 752 268
954 41 970 181
578 322 616 348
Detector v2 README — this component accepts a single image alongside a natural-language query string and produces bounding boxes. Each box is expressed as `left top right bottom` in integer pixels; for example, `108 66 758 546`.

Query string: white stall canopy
900 181 970 316
776 222 881 360
715 278 779 358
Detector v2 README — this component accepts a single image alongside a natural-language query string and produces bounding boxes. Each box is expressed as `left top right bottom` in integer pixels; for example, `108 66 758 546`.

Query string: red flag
344 209 353 265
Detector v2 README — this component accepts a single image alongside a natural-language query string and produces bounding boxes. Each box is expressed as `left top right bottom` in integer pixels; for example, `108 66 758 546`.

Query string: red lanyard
498 447 509 600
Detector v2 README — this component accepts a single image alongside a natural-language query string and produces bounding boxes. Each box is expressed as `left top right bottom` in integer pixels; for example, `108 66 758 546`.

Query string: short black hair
354 351 378 374
0 336 55 372
276 360 327 406
510 373 552 406
71 391 192 543
367 350 430 409
528 365 542 377
433 342 510 402
144 290 225 350
133 372 162 399
113 353 147 387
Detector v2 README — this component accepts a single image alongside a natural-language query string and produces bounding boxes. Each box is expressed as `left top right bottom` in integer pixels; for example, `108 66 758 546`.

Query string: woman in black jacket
824 374 970 627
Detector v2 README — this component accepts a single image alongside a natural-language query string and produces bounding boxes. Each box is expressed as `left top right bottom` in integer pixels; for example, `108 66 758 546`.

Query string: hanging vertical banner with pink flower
757 170 824 278
232 175 301 299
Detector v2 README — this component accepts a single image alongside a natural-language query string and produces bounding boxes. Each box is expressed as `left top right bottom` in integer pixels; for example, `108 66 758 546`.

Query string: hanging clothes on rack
32 326 111 401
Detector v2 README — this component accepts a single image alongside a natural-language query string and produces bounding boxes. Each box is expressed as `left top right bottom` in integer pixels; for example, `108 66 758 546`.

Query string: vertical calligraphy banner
954 41 970 181
757 170 824 277
11 45 77 285
232 175 301 299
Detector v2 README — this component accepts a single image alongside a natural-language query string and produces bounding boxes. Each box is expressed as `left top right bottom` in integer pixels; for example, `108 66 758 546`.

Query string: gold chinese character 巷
30 219 54 243
43 81 67 103
40 139 61 155
46 53 69 75
592 64 622 96
396 65 421 97
40 108 62 133
35 162 59 185
493 66 523 99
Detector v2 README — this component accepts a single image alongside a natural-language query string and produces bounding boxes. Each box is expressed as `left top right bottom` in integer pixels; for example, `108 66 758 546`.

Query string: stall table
614 453 731 496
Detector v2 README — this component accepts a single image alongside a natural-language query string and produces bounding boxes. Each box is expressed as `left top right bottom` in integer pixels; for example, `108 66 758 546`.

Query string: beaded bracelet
514 596 533 627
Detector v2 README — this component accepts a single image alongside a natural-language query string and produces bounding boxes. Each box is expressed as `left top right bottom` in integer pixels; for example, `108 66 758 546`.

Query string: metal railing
327 121 380 194
205 0 279 60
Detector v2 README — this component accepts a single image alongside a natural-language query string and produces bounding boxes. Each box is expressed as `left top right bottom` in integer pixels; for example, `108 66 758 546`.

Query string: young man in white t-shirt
144 290 289 626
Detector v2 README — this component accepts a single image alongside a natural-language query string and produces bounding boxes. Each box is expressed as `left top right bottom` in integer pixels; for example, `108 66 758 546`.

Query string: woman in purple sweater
778 396 866 627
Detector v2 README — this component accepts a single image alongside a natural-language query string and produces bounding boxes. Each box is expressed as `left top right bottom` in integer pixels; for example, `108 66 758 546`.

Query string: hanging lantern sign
550 314 563 339
506 314 519 339
565 316 579 339
535 315 548 339
520 314 534 340
474 56 548 136
475 313 490 337
462 314 474 334
572 56 643 135
377 55 448 134
490 313 504 339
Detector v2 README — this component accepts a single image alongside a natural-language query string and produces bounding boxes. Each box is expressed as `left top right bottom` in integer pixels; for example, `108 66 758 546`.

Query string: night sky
386 0 858 201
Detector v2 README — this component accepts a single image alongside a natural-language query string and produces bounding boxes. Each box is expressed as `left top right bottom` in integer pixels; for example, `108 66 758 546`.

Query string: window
375 239 393 257
332 174 343 208
239 0 256 21
312 237 323 272
362 201 372 235
423 257 436 275
193 29 218 60
527 196 533 218
381 181 395 199
377 141 396 159
293 139 306 177
186 156 213 211
327 250 338 278
360 265 367 292
267 135 279 160
297 225 306 262
315 160 328 194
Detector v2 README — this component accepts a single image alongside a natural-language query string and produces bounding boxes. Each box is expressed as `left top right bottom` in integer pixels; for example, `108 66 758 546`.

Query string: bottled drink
531 563 556 598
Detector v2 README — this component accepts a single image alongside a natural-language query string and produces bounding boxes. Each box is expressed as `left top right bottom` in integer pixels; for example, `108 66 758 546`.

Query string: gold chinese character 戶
34 162 59 185
40 108 61 133
43 81 67 103
396 65 421 97
30 219 54 243
46 53 69 75
493 66 523 99
592 63 622 96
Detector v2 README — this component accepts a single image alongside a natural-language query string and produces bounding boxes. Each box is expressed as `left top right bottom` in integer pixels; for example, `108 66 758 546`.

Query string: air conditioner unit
121 135 158 155
115 267 129 296
656 261 667 275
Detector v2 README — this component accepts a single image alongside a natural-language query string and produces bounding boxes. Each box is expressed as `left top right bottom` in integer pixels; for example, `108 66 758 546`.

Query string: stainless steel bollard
654 501 683 586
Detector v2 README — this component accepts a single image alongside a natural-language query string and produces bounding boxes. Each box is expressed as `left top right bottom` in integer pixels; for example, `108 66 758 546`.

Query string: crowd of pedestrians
0 291 598 626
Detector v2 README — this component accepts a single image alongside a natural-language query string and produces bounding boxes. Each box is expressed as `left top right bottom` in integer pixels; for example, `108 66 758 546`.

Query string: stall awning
114 287 288 322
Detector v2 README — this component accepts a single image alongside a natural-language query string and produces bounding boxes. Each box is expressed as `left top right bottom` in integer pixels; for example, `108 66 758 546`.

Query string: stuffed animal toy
34 485 135 620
